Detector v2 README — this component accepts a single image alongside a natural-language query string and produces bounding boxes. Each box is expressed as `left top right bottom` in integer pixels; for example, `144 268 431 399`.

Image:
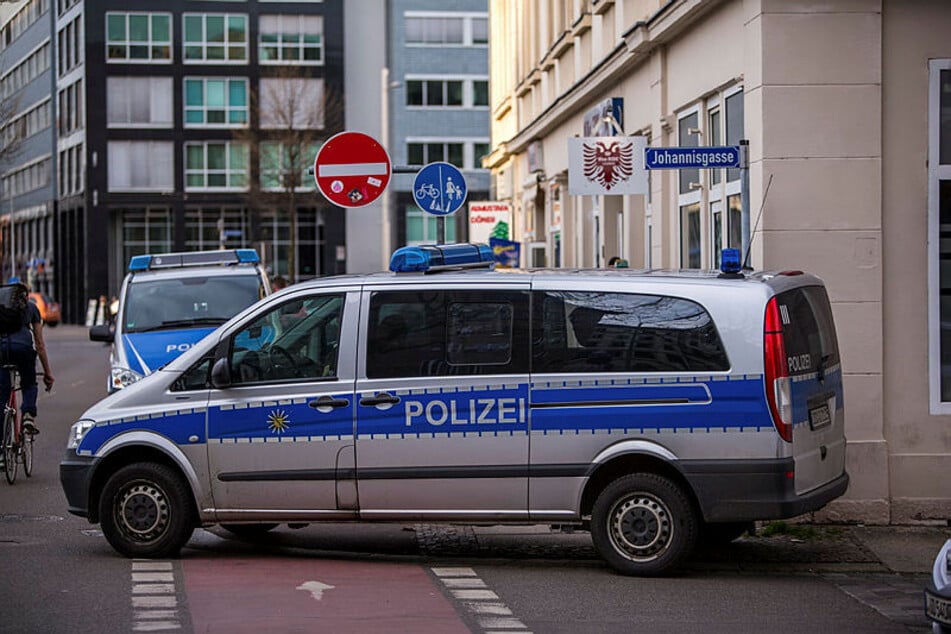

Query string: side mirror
210 357 232 389
89 324 114 343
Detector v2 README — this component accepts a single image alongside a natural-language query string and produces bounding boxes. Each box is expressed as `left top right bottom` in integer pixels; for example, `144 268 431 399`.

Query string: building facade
487 0 951 524
0 0 56 296
384 0 490 251
3 0 349 323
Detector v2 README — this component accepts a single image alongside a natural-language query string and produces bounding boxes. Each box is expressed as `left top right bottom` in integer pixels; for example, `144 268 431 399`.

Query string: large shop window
930 60 951 412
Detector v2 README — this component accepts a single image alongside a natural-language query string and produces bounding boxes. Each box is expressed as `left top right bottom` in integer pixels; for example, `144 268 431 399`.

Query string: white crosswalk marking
432 567 530 633
131 560 182 632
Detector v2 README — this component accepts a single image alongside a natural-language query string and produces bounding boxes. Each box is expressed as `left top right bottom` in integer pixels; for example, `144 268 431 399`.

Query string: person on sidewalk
0 280 54 435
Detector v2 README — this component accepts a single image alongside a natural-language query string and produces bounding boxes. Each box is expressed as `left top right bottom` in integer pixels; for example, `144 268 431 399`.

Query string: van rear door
766 285 846 495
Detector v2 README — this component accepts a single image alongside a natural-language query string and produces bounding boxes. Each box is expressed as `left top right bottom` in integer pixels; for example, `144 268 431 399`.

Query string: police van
89 249 270 392
62 244 848 576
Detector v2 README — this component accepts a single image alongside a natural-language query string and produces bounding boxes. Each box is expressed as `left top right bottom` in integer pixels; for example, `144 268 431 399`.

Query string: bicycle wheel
3 410 17 484
22 431 33 477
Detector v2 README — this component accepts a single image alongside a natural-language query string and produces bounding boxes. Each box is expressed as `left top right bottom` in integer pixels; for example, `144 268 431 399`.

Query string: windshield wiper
131 317 228 332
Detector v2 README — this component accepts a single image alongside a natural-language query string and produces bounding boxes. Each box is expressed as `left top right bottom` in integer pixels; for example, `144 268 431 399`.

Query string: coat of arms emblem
582 141 634 191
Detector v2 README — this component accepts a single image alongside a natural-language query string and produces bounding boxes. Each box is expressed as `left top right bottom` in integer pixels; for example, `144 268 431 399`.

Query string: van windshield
124 275 263 333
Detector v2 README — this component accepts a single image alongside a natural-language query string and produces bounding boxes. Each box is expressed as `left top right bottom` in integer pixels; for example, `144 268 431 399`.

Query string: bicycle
1 364 33 485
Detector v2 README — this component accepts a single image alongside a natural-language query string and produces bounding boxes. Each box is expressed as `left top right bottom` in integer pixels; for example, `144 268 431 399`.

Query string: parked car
926 539 951 633
29 292 61 327
88 249 270 393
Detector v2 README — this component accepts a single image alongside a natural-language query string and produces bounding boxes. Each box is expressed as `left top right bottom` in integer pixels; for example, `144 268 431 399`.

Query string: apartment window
183 14 247 62
0 42 49 99
106 12 171 62
122 208 172 268
184 78 248 126
184 207 248 252
259 14 323 64
405 13 487 46
259 78 324 129
2 156 50 197
57 79 83 136
1 0 50 53
708 107 722 186
678 112 700 194
108 141 173 191
2 98 50 145
185 142 248 190
406 142 464 168
929 61 951 411
58 143 83 195
107 77 172 127
59 14 83 74
680 203 700 269
260 141 320 190
406 77 488 108
405 203 457 245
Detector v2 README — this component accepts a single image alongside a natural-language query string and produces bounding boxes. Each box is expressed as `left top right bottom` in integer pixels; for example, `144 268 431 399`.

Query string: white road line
432 567 530 633
131 561 182 632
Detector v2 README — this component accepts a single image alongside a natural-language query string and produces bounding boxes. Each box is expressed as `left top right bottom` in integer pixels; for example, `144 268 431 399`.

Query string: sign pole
437 216 446 244
740 138 750 266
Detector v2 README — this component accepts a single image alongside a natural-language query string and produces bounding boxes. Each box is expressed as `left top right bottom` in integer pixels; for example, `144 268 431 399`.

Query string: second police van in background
89 249 270 392
63 244 848 576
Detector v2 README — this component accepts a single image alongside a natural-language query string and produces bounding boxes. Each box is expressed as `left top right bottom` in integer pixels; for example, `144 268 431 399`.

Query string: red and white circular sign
314 131 391 208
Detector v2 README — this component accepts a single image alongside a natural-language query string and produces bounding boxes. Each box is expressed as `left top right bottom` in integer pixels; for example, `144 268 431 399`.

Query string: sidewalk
462 522 951 574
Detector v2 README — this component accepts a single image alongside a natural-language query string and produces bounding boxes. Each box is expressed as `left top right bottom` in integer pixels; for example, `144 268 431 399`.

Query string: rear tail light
764 297 793 442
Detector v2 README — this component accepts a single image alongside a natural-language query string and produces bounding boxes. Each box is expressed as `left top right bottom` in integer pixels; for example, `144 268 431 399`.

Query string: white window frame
404 11 488 47
405 137 488 170
107 77 173 128
259 141 320 192
184 141 248 192
182 13 248 64
676 104 702 268
104 12 172 64
929 59 951 413
259 14 324 66
183 77 249 128
108 141 173 192
404 75 489 109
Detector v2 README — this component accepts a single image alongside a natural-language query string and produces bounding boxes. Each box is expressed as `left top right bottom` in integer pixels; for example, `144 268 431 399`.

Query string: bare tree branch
0 93 24 170
234 66 343 280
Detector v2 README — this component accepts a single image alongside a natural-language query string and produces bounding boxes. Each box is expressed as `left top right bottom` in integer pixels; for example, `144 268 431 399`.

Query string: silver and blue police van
89 249 270 393
62 244 848 576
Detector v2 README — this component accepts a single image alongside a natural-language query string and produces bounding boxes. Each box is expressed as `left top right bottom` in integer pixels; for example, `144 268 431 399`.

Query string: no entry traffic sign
314 131 392 208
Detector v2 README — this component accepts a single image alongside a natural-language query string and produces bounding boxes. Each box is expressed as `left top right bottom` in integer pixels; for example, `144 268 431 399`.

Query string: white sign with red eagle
567 136 648 195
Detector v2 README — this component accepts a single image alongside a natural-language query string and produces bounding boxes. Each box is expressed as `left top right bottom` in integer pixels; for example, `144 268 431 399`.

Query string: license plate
808 403 831 430
926 588 951 625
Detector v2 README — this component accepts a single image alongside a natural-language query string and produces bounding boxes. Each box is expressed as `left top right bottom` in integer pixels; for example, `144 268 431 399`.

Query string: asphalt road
0 326 933 633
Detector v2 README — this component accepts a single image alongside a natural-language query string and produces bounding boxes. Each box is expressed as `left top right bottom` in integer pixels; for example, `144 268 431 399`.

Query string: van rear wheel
590 473 698 576
99 462 195 558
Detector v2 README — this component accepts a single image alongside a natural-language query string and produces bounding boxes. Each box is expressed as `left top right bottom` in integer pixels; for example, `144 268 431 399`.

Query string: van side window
531 291 729 373
229 294 345 385
366 290 529 378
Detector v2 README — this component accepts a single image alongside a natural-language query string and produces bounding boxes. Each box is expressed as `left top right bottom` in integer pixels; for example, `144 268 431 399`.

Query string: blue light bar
128 249 261 272
389 243 495 273
720 248 742 275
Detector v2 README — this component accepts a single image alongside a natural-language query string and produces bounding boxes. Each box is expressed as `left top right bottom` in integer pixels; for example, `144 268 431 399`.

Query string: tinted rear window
775 286 840 376
531 291 730 373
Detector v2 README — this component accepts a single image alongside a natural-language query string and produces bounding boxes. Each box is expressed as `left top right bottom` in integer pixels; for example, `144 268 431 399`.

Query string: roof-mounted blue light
389 243 495 273
719 248 743 278
128 249 261 272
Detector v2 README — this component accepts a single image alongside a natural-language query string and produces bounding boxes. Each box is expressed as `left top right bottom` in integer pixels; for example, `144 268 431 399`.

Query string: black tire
590 473 698 576
221 523 280 538
22 433 32 477
3 411 17 484
699 520 753 546
99 462 196 558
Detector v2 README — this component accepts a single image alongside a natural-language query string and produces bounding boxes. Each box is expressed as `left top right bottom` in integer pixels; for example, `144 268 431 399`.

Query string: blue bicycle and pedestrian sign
413 162 468 216
644 146 740 170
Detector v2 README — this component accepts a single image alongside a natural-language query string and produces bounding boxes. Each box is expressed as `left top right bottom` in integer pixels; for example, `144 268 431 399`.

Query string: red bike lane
181 557 471 633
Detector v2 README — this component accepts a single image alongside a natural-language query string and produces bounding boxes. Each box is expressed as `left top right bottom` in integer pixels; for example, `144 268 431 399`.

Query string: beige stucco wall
489 0 951 524
882 0 951 522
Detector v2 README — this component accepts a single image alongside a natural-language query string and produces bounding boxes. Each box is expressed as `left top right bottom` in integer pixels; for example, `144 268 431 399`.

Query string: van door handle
309 396 349 410
360 392 401 407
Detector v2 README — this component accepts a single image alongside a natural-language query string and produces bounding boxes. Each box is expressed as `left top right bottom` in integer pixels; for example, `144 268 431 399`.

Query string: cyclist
0 279 54 435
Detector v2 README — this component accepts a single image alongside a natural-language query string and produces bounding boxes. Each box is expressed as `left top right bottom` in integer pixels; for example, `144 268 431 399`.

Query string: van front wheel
590 473 698 576
99 463 195 558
